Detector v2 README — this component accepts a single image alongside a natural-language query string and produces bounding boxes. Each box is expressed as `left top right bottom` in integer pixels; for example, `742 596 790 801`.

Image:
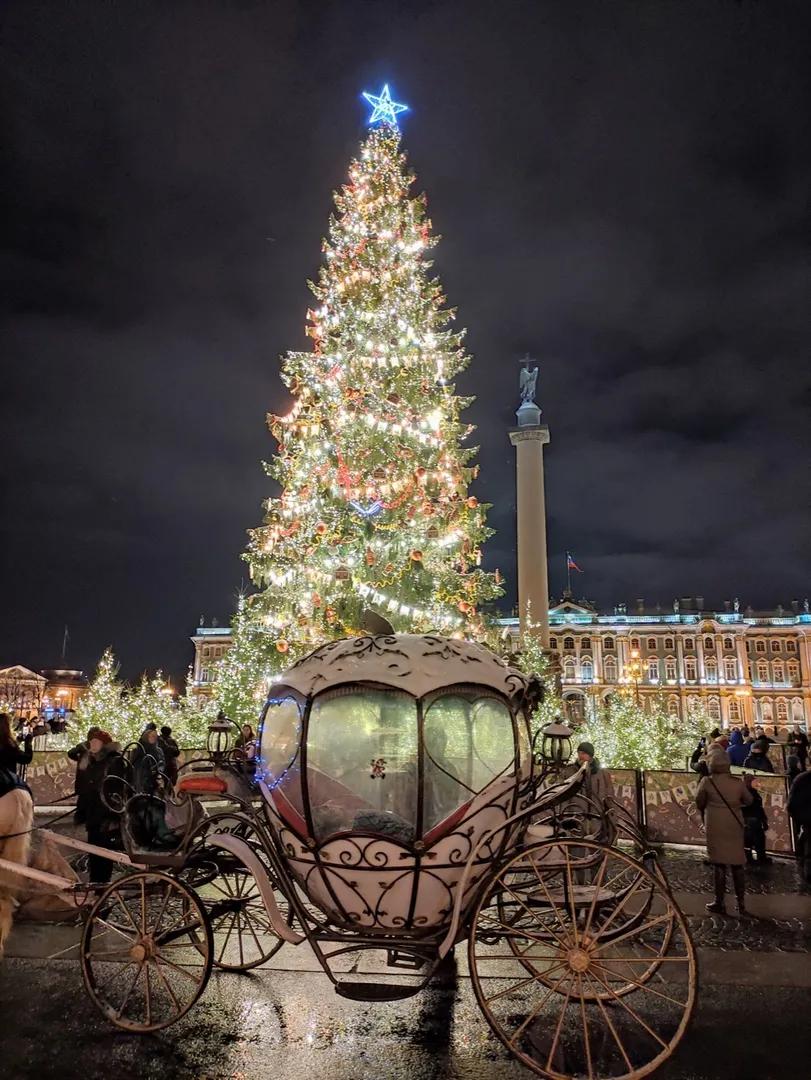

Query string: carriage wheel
179 816 290 971
470 839 696 1080
81 872 212 1032
496 843 674 998
190 848 290 971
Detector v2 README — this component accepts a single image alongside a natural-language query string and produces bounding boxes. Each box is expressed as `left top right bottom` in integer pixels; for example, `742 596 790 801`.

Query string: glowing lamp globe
540 722 573 769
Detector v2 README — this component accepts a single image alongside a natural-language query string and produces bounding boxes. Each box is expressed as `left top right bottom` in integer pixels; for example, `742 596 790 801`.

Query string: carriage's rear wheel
81 872 212 1032
179 815 291 971
470 839 696 1080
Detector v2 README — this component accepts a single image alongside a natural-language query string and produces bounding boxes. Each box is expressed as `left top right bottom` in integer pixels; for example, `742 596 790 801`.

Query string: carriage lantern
207 714 233 760
539 721 573 769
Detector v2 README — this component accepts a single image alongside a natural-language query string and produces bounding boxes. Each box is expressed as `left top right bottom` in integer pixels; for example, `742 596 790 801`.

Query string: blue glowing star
362 85 408 127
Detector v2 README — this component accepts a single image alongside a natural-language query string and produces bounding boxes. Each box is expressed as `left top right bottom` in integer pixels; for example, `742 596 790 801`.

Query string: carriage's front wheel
81 872 213 1032
469 839 696 1080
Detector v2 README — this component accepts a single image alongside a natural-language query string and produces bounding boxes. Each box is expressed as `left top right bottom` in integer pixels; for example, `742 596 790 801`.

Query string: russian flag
567 553 583 572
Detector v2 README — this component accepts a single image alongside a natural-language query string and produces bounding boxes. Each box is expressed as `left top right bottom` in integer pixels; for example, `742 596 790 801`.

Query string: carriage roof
270 633 530 703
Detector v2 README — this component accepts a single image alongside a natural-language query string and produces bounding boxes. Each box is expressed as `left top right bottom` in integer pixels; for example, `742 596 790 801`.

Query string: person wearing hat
695 745 753 915
67 727 102 824
82 729 121 883
576 741 615 815
743 739 775 773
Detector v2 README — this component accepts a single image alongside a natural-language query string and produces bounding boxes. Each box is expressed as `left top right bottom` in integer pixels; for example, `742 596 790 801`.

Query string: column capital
509 425 550 447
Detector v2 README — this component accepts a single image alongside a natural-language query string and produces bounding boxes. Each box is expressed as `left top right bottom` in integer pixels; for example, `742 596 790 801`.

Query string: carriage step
335 980 422 1002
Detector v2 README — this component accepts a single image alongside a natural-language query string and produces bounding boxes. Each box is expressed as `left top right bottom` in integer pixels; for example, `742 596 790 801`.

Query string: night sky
3 1 810 683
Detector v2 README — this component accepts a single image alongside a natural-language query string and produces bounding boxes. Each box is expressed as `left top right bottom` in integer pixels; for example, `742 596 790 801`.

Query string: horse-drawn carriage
2 632 696 1079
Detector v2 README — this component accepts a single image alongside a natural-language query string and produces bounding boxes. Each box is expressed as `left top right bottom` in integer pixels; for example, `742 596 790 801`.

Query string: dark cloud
2 0 810 680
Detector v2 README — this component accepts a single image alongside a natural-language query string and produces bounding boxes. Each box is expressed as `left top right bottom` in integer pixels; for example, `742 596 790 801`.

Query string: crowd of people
688 722 811 913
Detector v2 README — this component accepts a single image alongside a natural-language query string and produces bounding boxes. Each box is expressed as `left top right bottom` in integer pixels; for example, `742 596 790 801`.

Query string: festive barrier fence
22 752 797 856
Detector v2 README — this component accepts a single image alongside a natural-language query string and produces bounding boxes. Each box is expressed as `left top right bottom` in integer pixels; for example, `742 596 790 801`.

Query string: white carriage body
256 633 533 931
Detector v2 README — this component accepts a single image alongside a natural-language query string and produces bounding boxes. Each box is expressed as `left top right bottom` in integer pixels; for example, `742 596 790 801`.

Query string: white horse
0 788 34 957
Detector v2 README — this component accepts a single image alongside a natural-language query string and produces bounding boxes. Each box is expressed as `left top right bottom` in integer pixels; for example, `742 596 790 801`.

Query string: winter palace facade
191 595 811 731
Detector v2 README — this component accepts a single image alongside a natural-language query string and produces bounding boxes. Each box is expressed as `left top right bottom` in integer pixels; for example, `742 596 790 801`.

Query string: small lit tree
73 648 130 744
574 695 705 771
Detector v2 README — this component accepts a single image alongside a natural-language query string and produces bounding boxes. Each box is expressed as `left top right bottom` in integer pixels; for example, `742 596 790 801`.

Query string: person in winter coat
695 744 753 916
743 739 775 772
727 729 750 768
158 726 181 786
742 775 771 866
788 769 811 883
82 731 121 883
576 741 614 817
131 726 165 794
0 712 34 775
754 726 775 745
787 753 803 784
788 725 808 770
67 727 102 823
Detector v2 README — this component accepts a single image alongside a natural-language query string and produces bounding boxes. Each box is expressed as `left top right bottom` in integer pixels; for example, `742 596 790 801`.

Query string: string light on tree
216 88 502 724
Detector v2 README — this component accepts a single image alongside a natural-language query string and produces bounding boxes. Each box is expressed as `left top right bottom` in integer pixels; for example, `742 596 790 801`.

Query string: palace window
604 636 615 651
604 657 618 682
564 695 586 724
202 646 211 659
581 658 594 683
705 659 718 683
665 657 677 681
549 636 558 649
630 637 641 650
755 640 766 653
201 667 210 683
684 637 695 650
724 657 738 682
761 700 773 721
581 636 591 650
685 657 697 681
723 637 734 651
708 697 721 720
777 699 789 722
667 697 680 717
757 659 769 683
788 659 800 684
772 660 785 684
786 639 797 653
647 637 657 651
772 639 783 652
563 658 576 681
703 636 714 652
648 658 659 682
792 699 804 721
728 699 741 722
563 636 575 651
664 637 675 651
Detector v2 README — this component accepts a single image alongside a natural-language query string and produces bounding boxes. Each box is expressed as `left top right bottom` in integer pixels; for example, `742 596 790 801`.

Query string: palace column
509 394 551 647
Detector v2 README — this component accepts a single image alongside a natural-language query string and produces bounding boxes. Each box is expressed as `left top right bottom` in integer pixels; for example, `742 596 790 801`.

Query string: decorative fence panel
643 771 705 846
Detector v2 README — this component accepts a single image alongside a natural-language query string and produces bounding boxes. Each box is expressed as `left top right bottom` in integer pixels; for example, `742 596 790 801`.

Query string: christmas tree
218 87 502 724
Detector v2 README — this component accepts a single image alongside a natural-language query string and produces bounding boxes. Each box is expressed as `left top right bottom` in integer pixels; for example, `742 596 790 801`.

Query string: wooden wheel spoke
215 909 239 963
508 969 572 1047
590 961 687 1007
587 872 649 945
244 909 267 958
151 883 173 939
154 953 205 985
545 978 574 1072
586 966 669 1050
503 879 572 952
116 962 144 1018
94 960 136 995
483 962 568 1004
151 956 181 1013
112 890 140 935
579 973 595 1080
580 848 609 941
591 911 673 953
583 969 635 1074
144 963 152 1028
94 917 136 943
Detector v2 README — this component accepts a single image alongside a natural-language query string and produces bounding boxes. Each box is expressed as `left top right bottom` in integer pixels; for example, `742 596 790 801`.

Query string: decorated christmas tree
218 86 502 724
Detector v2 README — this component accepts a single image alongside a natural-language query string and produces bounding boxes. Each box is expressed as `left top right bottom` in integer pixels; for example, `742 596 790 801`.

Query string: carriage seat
176 774 229 795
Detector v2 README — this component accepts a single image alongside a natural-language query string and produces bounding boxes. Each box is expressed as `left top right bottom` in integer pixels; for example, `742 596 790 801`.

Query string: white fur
0 788 34 957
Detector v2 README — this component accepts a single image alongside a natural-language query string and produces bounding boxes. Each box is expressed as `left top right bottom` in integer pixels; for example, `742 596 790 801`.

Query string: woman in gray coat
695 744 753 916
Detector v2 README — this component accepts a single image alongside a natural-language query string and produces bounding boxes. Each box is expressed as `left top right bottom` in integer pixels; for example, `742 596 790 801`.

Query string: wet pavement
0 956 808 1080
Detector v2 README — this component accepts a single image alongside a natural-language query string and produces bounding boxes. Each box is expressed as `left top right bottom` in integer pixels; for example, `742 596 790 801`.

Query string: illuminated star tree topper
362 84 408 126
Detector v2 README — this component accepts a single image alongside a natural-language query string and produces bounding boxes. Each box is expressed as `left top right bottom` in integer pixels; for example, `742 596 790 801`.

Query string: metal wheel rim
194 859 288 971
468 839 696 1080
81 871 213 1032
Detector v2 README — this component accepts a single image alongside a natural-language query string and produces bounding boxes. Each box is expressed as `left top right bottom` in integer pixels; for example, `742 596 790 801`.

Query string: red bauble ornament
466 497 479 509
365 548 376 565
316 523 327 536
457 600 469 613
276 640 290 653
410 550 424 562
384 563 395 575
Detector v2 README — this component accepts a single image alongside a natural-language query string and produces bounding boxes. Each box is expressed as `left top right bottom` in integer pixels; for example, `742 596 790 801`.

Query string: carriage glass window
422 688 515 836
258 695 304 815
307 688 418 844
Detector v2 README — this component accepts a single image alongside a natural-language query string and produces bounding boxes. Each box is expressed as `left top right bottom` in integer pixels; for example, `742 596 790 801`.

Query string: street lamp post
621 648 644 706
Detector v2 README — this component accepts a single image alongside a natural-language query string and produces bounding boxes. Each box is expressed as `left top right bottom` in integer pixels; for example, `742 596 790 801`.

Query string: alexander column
508 356 551 646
